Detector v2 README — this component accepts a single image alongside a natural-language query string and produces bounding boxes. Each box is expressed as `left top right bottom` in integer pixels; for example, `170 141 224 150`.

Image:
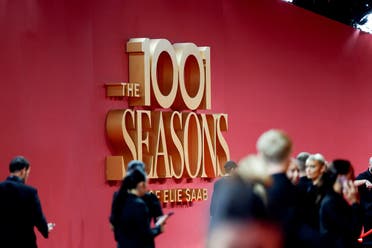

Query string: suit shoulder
356 170 371 180
14 183 38 195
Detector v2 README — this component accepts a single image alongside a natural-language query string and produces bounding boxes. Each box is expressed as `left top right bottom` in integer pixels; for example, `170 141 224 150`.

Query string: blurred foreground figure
208 221 283 248
207 154 283 247
208 130 323 248
0 156 53 248
210 161 237 223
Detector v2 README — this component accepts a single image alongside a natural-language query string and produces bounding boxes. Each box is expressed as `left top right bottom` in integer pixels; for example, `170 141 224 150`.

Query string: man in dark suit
0 156 52 248
355 157 372 246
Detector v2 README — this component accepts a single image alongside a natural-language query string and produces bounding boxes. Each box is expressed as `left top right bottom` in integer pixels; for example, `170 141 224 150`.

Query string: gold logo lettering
105 38 229 181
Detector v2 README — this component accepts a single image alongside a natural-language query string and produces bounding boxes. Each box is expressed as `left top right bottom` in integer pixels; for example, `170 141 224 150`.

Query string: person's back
110 166 164 248
114 194 155 248
257 130 322 248
126 160 164 225
0 156 49 248
210 161 238 220
256 130 296 222
0 178 47 247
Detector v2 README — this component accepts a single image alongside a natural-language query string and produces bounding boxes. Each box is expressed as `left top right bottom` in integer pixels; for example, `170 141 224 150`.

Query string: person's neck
312 177 322 185
9 173 24 182
8 173 26 184
128 189 139 196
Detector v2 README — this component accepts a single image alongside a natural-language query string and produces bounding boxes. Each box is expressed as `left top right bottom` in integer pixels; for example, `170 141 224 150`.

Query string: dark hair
224 161 237 173
327 159 354 186
121 168 147 190
9 156 30 173
111 168 147 225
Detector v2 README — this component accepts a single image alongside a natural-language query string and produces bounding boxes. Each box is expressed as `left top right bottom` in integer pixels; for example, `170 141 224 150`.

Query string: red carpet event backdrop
1 0 372 247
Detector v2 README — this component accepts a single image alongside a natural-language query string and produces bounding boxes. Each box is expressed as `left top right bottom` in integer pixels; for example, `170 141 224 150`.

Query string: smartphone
155 212 174 226
338 175 348 189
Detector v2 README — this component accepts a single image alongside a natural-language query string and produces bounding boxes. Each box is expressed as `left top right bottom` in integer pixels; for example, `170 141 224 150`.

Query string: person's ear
19 168 27 179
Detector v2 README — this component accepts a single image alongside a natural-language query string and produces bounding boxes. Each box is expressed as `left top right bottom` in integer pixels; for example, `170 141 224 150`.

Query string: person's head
111 167 148 225
224 160 238 175
9 156 30 183
369 157 372 173
305 153 326 184
328 159 354 193
127 160 146 173
256 129 292 168
122 167 148 197
237 155 271 186
296 152 310 175
286 158 300 185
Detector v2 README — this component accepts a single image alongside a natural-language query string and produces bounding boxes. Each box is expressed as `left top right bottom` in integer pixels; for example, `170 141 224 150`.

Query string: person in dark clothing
209 160 237 220
303 153 328 231
295 152 320 232
210 175 267 226
0 156 52 248
207 175 278 248
319 159 362 248
207 155 281 248
296 152 312 193
257 130 322 248
127 160 163 224
110 167 165 248
355 157 372 246
286 158 300 185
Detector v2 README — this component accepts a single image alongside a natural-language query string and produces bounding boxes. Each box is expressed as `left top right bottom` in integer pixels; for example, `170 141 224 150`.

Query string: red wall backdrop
1 0 372 247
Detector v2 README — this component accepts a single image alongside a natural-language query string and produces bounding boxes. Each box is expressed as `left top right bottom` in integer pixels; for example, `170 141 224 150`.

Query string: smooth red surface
1 0 372 247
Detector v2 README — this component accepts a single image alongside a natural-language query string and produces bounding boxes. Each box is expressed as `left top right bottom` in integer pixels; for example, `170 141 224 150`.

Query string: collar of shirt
6 175 24 184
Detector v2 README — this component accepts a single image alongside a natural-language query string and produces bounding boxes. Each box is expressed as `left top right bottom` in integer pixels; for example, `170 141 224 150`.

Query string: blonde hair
256 129 292 163
237 154 271 206
306 153 326 166
237 155 270 185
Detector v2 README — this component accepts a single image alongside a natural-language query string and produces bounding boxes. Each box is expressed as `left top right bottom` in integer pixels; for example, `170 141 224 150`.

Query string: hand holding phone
342 180 359 205
155 212 174 226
